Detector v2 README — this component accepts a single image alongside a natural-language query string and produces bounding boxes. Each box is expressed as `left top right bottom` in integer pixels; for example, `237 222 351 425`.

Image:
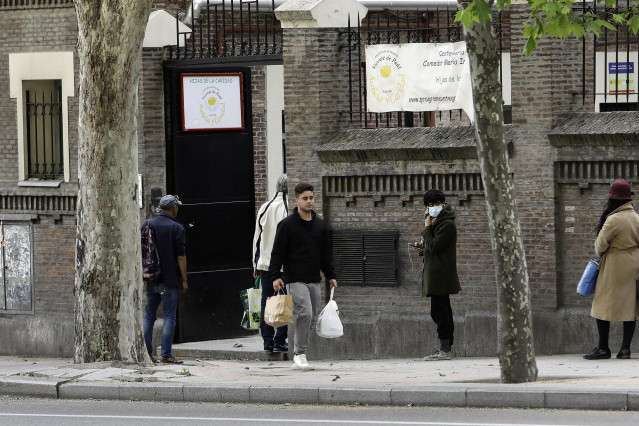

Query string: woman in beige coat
584 179 639 360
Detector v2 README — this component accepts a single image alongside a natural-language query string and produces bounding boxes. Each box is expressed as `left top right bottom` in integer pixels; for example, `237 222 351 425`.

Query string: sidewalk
2 337 639 410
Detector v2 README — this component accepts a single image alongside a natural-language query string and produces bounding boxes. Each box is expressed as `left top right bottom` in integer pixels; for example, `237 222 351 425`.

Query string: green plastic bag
240 276 261 329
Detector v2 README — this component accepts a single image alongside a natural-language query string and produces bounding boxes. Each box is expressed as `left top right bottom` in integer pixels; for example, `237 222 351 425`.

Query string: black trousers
430 295 454 346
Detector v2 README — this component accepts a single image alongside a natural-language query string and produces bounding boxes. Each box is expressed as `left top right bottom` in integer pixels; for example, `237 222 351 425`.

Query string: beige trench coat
591 202 639 321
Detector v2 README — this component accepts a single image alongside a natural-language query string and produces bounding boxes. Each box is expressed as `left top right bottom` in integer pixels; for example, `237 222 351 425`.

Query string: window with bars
331 230 398 286
24 80 64 180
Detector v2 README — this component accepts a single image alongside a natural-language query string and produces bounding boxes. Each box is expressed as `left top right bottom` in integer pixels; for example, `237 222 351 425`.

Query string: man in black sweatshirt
269 182 338 370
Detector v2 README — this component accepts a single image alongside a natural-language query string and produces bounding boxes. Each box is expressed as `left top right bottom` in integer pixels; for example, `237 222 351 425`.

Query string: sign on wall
365 42 473 120
181 73 245 131
608 62 635 94
594 52 638 111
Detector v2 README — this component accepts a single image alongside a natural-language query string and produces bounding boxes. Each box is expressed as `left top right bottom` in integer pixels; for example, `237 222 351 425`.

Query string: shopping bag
316 287 343 338
264 289 293 327
577 258 600 297
240 276 262 329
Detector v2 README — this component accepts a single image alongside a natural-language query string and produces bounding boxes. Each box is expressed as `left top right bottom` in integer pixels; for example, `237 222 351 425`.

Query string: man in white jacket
252 174 289 353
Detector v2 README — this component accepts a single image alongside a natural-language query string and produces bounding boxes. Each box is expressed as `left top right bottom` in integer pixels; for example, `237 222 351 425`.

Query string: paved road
1 397 639 426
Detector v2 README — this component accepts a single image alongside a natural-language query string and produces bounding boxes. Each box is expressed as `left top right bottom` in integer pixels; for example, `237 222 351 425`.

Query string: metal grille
347 8 511 128
170 0 283 61
579 0 639 108
332 230 398 286
0 223 32 313
25 88 64 180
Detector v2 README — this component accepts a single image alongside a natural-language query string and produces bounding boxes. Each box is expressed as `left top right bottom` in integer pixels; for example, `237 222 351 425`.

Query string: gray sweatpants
288 282 321 355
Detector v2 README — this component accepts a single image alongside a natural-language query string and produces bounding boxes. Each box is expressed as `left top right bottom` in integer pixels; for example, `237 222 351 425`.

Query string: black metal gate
164 64 256 342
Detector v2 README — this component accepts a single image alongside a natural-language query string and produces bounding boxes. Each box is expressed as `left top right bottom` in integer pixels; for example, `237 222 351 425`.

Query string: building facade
0 0 637 358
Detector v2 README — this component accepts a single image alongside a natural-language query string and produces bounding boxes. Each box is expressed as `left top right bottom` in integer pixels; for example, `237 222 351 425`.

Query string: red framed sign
180 73 245 131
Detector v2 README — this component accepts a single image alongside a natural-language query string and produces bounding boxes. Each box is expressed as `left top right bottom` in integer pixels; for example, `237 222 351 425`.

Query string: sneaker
264 345 274 353
160 354 184 364
149 356 159 364
273 343 288 353
423 349 454 361
293 354 314 370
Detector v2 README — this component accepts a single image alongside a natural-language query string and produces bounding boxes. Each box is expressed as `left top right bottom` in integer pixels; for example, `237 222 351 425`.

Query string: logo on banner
368 48 406 108
199 86 227 125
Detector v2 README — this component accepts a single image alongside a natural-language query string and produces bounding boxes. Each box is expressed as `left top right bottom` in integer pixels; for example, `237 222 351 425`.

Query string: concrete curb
0 377 61 398
1 377 637 410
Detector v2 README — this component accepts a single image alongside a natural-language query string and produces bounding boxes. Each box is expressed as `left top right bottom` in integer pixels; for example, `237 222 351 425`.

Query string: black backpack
141 218 162 285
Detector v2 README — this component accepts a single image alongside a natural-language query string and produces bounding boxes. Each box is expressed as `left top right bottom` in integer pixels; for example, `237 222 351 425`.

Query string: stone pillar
275 0 367 213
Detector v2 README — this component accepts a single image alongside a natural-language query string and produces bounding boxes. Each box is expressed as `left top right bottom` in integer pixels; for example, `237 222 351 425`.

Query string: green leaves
457 0 639 54
522 0 639 54
628 15 639 33
455 0 497 26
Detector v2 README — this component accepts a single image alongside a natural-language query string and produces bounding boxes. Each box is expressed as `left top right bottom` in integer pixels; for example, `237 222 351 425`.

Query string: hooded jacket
252 191 288 271
268 207 336 283
421 203 461 297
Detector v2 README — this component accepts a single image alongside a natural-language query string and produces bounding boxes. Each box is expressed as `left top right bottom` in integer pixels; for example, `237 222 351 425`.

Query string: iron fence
581 0 639 109
169 0 283 61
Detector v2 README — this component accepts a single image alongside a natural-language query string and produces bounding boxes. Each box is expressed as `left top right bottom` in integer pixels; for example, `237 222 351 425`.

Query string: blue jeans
143 285 179 358
259 271 287 348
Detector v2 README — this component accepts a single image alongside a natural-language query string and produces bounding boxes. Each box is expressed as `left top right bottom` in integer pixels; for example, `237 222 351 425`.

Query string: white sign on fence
365 42 473 121
181 73 245 131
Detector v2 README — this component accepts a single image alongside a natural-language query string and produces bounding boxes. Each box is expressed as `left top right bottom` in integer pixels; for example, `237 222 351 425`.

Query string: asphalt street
2 397 639 426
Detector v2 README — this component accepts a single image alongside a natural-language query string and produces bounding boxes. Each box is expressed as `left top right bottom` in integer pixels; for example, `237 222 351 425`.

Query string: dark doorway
164 65 256 342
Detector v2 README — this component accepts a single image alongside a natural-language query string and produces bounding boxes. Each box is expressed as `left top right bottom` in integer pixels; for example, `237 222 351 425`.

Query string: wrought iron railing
169 0 283 61
579 0 639 109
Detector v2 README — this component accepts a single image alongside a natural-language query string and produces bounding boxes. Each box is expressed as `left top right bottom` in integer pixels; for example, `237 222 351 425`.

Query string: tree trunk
74 0 153 363
463 11 539 382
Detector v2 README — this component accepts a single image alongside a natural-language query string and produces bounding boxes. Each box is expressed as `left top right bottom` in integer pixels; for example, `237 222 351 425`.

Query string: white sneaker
423 349 454 361
293 354 313 370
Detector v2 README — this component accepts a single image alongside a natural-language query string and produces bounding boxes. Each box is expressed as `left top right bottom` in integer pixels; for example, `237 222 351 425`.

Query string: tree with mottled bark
74 0 153 363
456 0 639 382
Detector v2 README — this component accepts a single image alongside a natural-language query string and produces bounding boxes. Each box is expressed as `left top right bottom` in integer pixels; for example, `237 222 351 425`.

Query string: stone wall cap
549 112 639 147
317 126 514 162
550 111 639 135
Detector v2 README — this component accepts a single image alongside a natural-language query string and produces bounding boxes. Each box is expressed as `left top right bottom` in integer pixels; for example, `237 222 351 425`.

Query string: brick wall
139 48 167 217
283 28 353 213
33 215 76 317
0 5 78 328
251 65 269 209
507 7 559 311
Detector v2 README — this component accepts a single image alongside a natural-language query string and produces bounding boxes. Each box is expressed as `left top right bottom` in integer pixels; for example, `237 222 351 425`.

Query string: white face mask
428 205 443 218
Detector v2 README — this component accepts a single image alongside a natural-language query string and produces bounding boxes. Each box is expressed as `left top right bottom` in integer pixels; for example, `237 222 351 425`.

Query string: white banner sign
181 73 245 131
366 42 473 121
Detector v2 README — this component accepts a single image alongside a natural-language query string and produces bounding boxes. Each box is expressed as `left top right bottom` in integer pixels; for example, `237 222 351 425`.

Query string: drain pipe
182 0 460 25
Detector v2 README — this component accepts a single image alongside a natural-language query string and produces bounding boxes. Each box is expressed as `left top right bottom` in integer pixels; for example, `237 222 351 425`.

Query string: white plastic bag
316 288 343 338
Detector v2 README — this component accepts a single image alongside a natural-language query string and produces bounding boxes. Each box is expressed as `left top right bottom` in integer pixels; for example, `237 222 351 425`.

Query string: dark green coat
421 204 461 297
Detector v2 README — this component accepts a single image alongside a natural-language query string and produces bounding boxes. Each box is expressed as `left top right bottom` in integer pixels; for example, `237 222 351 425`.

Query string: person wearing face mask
415 188 461 361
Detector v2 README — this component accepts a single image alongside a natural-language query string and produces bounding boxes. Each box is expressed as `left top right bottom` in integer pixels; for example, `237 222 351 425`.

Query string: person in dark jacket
413 189 461 361
269 182 338 370
141 195 188 364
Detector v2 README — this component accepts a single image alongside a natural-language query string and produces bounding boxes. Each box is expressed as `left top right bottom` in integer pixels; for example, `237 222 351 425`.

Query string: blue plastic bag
577 258 600 297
